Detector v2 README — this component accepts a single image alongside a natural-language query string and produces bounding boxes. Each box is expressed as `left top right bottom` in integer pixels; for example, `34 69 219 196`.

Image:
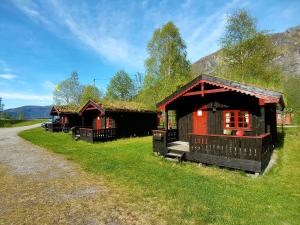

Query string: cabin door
193 105 208 135
95 115 101 129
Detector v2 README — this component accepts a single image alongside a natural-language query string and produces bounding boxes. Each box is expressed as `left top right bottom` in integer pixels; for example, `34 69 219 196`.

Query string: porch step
74 134 80 141
165 151 185 162
165 157 180 162
166 152 183 158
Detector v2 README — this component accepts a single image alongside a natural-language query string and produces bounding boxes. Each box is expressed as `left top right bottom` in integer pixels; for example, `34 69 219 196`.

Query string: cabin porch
71 126 117 143
153 129 273 173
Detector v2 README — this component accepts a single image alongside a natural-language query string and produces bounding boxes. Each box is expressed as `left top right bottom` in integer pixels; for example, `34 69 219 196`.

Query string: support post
165 109 169 131
260 106 265 134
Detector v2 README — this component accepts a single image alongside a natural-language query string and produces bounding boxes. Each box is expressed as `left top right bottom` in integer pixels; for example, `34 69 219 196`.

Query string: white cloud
0 74 16 80
12 0 146 69
42 80 56 91
0 59 12 72
11 0 252 69
11 0 53 27
0 92 52 101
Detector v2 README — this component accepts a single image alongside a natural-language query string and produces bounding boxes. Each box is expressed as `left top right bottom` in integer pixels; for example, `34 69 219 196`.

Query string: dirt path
0 125 149 225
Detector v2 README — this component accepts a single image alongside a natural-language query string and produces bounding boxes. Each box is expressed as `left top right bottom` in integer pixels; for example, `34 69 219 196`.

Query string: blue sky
0 0 300 109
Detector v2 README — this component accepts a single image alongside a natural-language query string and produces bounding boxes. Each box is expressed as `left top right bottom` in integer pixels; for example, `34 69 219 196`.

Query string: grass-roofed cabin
153 74 285 173
74 100 157 143
49 105 81 132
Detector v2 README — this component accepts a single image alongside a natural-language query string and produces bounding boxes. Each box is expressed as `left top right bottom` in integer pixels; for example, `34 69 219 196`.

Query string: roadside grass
19 128 300 225
0 119 47 128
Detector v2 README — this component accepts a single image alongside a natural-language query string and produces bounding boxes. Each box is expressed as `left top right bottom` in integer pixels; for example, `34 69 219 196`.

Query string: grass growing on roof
19 128 300 225
99 99 154 112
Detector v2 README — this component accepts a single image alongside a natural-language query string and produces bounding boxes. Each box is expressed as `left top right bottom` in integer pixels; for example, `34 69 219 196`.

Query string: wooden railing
71 126 92 139
188 133 272 172
93 128 117 142
79 128 117 143
152 130 167 155
152 129 178 155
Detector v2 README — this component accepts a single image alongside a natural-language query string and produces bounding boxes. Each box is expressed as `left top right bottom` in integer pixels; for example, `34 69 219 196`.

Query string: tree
53 71 82 105
139 22 191 107
133 72 144 96
80 85 101 105
217 9 282 89
105 70 135 101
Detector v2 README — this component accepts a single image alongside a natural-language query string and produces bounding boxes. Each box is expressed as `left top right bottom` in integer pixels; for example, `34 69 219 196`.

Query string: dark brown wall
82 109 157 137
82 110 100 128
61 113 82 127
107 111 157 137
177 109 192 142
265 104 277 142
170 92 270 141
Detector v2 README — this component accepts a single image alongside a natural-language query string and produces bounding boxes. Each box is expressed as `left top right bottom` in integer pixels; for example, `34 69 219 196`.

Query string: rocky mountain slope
192 25 300 77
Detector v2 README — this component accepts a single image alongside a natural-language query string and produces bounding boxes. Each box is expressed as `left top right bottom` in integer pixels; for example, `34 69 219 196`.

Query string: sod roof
97 100 154 112
78 99 155 114
50 105 80 115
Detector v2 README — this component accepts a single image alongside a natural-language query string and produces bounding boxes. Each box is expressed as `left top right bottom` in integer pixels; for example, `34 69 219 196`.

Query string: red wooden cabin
74 100 157 143
49 105 81 132
152 75 285 173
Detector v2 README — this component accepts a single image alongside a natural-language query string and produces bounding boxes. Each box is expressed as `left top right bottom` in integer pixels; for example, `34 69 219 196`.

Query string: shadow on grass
275 129 285 149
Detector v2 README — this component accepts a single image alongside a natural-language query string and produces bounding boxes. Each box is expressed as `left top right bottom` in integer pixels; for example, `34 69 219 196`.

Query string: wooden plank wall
177 109 192 142
107 111 157 138
172 92 268 141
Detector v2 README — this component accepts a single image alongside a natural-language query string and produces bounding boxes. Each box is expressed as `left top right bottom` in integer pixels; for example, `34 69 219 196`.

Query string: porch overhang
79 100 105 116
157 74 285 111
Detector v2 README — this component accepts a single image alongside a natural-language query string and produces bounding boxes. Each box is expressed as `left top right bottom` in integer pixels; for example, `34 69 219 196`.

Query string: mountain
192 25 300 77
4 105 52 119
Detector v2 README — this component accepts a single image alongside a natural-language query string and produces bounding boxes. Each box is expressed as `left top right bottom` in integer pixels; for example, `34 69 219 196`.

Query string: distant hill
4 105 52 119
192 25 300 77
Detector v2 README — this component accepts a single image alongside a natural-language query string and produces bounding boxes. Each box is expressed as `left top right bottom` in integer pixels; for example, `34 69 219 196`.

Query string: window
106 117 113 128
157 110 177 129
168 110 177 130
224 110 251 129
157 112 165 129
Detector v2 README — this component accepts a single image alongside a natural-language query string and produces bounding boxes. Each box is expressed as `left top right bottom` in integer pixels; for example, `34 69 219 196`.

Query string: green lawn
0 119 47 128
19 128 300 225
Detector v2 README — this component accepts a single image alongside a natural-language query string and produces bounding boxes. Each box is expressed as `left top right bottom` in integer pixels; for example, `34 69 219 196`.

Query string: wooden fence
152 129 178 155
152 130 273 172
188 133 272 172
79 128 117 143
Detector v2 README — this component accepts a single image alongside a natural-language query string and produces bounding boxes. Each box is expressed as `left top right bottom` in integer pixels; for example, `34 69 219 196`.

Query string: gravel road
0 125 146 225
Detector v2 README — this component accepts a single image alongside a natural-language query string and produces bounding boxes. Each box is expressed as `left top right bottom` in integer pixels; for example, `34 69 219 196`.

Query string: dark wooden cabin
74 100 157 143
152 75 285 173
49 105 81 132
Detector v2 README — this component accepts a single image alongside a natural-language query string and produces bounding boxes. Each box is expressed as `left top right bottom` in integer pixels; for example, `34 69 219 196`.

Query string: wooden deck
167 141 189 152
153 129 273 173
72 127 117 143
